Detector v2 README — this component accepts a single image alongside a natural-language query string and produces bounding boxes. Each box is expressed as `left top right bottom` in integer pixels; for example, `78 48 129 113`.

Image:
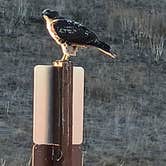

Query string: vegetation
0 0 166 165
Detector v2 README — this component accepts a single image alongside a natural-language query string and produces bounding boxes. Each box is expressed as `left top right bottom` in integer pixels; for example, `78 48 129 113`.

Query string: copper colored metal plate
32 144 63 166
72 145 83 166
32 144 83 166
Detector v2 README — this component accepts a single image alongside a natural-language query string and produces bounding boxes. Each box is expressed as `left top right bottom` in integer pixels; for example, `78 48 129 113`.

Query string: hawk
42 9 116 61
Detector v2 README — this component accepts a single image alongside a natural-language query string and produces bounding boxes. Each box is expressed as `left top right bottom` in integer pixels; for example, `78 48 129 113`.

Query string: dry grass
0 0 166 165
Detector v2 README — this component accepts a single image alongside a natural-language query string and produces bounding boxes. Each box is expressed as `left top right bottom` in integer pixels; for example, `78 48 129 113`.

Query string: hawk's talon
52 54 70 67
52 60 63 67
60 54 70 61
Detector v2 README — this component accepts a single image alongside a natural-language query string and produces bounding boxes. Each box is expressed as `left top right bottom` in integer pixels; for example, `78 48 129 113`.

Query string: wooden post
32 61 84 166
52 61 73 166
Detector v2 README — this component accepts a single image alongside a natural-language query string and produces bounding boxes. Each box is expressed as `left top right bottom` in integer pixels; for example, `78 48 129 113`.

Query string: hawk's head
42 9 59 19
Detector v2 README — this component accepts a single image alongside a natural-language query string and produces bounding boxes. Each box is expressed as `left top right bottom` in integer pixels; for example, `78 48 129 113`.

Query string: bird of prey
42 9 116 61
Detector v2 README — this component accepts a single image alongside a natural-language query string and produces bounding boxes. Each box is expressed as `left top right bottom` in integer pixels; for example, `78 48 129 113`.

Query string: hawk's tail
93 40 116 58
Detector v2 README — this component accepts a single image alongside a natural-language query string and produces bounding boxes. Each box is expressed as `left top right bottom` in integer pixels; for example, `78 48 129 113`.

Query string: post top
52 60 72 67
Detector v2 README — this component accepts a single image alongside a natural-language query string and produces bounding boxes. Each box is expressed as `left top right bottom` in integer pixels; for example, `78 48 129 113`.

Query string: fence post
32 61 84 166
53 61 73 165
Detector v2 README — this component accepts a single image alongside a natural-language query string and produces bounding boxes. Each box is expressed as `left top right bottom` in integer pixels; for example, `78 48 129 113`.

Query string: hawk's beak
42 11 48 20
42 12 46 16
42 10 48 16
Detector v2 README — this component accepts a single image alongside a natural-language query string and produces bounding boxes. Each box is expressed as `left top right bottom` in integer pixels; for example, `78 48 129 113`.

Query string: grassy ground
0 0 166 165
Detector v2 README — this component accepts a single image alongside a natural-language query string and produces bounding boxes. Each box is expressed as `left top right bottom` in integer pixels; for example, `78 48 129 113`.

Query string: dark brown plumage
42 9 116 61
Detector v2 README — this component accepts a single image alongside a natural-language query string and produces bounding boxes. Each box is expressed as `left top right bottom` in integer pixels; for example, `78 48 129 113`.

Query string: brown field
0 0 166 165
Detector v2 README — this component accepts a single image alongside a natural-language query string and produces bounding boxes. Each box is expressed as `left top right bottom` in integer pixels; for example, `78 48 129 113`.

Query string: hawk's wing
54 19 98 45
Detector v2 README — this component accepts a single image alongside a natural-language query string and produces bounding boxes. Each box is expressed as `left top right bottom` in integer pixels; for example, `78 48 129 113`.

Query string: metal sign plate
33 65 84 145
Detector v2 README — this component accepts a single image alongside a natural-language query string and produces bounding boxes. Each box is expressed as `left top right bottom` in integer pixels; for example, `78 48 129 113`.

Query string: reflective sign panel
33 65 84 145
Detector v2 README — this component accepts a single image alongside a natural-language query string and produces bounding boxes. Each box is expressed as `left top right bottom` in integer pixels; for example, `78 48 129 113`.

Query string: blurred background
0 0 166 165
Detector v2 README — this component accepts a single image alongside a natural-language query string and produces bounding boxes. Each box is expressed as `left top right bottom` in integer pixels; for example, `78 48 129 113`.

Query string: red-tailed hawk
42 9 116 61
